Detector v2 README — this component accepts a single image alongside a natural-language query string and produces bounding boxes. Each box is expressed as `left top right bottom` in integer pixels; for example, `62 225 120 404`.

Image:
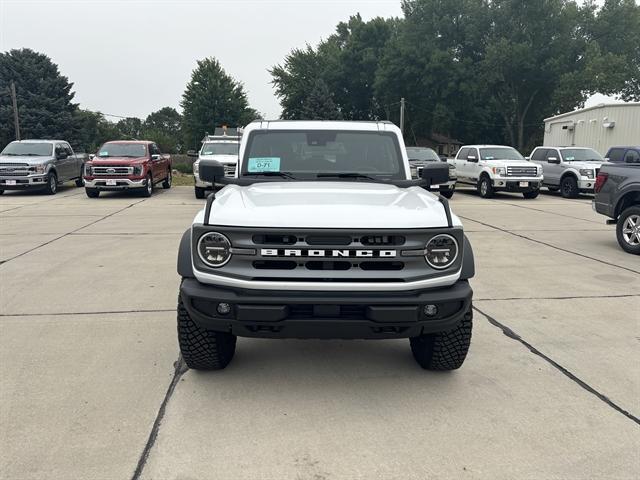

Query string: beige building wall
543 103 640 155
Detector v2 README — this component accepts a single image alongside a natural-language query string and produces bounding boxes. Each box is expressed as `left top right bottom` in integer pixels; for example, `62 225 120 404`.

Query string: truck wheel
85 188 100 198
75 178 84 187
0 190 4 195
44 172 58 195
410 305 472 370
162 171 172 189
561 176 578 198
141 174 153 197
177 297 236 370
616 206 640 255
523 190 539 199
477 176 494 198
195 187 206 199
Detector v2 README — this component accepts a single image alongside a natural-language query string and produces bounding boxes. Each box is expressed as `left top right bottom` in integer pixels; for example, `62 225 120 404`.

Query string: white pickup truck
176 120 476 372
450 144 543 199
189 131 241 199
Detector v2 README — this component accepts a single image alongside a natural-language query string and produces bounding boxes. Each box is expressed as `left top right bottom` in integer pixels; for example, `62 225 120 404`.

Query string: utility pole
399 97 405 136
10 81 21 141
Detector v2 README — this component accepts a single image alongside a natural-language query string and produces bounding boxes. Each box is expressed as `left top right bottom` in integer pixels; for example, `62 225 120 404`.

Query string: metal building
543 103 640 155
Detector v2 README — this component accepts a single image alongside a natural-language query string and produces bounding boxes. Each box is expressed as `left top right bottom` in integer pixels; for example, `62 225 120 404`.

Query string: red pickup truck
83 140 172 198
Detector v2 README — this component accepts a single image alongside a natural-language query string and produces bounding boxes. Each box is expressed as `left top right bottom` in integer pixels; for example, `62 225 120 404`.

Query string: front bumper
179 278 473 339
84 178 147 190
0 175 48 189
578 178 595 192
492 177 542 192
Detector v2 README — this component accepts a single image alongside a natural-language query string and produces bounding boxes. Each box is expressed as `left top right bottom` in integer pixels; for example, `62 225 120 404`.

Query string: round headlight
425 234 458 269
197 232 232 268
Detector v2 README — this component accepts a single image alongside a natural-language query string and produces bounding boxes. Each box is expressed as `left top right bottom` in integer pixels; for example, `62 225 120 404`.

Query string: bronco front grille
192 226 464 284
506 166 538 177
92 166 133 176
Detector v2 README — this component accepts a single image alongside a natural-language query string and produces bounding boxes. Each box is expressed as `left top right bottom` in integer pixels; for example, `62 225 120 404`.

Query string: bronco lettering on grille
261 249 397 258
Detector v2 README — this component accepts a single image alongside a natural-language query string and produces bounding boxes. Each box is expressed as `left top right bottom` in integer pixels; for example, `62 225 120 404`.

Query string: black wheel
85 188 100 198
547 186 559 193
44 171 58 195
75 178 84 187
0 190 4 195
477 176 494 198
440 185 455 199
195 187 206 199
523 190 539 199
177 296 237 370
561 176 578 198
616 206 640 255
141 174 153 197
410 304 473 371
162 170 172 189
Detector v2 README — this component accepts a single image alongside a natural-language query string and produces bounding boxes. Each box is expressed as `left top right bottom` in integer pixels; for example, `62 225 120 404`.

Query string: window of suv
607 148 624 163
201 143 239 156
479 147 524 161
624 149 640 164
242 130 405 180
457 147 469 159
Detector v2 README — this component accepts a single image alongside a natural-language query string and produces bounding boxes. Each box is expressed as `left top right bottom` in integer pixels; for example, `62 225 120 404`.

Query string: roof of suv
461 145 517 148
104 140 153 145
246 120 396 132
11 139 64 144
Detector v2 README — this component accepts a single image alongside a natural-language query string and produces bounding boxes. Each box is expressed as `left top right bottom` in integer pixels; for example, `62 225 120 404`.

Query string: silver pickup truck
0 140 86 195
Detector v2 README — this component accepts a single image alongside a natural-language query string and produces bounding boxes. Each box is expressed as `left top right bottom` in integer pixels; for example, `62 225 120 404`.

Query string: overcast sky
1 0 617 121
1 0 403 120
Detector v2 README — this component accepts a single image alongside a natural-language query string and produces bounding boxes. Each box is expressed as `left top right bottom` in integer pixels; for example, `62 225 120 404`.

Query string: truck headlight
197 232 232 268
492 167 505 176
34 164 46 174
193 162 199 175
425 234 458 270
579 169 594 179
133 165 143 176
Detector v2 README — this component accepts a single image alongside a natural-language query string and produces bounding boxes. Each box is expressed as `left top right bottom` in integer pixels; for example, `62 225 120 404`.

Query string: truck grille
92 166 134 176
0 163 32 176
193 226 463 284
224 165 236 177
506 166 538 177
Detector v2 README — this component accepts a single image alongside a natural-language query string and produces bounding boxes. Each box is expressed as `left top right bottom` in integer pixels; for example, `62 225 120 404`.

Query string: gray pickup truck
593 163 640 254
0 140 86 195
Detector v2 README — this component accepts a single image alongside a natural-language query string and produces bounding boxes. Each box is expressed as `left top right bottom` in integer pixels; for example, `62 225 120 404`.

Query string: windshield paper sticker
248 157 280 172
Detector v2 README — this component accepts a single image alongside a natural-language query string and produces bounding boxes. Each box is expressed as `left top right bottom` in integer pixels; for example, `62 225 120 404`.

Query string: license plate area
6 180 17 186
519 181 529 187
106 179 117 186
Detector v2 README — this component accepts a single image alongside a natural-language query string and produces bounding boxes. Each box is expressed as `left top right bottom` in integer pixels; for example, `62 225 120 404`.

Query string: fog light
423 304 438 317
216 302 231 315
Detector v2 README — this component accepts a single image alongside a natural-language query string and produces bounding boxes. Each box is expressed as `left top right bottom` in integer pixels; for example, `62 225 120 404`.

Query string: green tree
181 57 259 149
143 107 183 153
116 117 143 140
300 79 343 120
73 110 120 153
0 48 77 148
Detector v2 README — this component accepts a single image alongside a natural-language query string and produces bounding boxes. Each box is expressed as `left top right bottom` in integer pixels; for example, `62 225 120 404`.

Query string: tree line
0 50 258 153
271 0 639 151
1 0 638 153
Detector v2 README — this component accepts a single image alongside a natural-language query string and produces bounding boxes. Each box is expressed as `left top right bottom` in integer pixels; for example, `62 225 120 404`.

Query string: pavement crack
0 198 149 266
131 355 188 480
475 293 640 302
0 308 175 317
474 305 640 426
459 215 640 275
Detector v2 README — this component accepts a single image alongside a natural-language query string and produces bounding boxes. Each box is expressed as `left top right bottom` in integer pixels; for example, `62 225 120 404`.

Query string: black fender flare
177 228 194 278
461 234 475 280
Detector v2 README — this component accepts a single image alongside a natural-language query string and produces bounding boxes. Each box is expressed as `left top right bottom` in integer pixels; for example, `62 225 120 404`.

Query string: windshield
201 143 239 156
1 142 53 156
97 143 147 158
242 130 404 179
480 147 524 161
560 149 603 162
406 147 440 162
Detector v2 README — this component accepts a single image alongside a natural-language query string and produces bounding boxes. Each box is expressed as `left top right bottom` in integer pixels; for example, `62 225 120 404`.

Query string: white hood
482 159 535 168
564 161 605 169
197 154 237 166
194 181 461 229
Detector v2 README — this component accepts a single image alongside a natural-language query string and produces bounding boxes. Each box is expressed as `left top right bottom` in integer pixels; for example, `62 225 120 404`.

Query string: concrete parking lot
1 185 638 480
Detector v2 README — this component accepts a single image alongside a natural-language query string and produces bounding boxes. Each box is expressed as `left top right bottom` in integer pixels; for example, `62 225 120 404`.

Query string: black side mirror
420 163 449 187
199 159 225 183
187 150 198 158
548 157 560 164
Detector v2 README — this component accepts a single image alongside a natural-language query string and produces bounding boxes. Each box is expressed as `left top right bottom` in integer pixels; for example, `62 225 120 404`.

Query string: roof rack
201 126 243 143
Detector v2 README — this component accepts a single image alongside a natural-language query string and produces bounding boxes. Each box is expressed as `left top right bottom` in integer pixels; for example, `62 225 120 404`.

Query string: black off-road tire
44 171 58 195
478 175 494 198
616 206 640 255
162 170 172 189
561 176 579 198
177 297 237 370
85 188 100 198
410 305 473 371
523 190 539 199
195 186 206 199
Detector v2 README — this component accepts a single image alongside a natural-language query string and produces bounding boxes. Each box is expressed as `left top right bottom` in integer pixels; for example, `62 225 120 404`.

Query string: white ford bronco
451 144 543 199
177 121 475 371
